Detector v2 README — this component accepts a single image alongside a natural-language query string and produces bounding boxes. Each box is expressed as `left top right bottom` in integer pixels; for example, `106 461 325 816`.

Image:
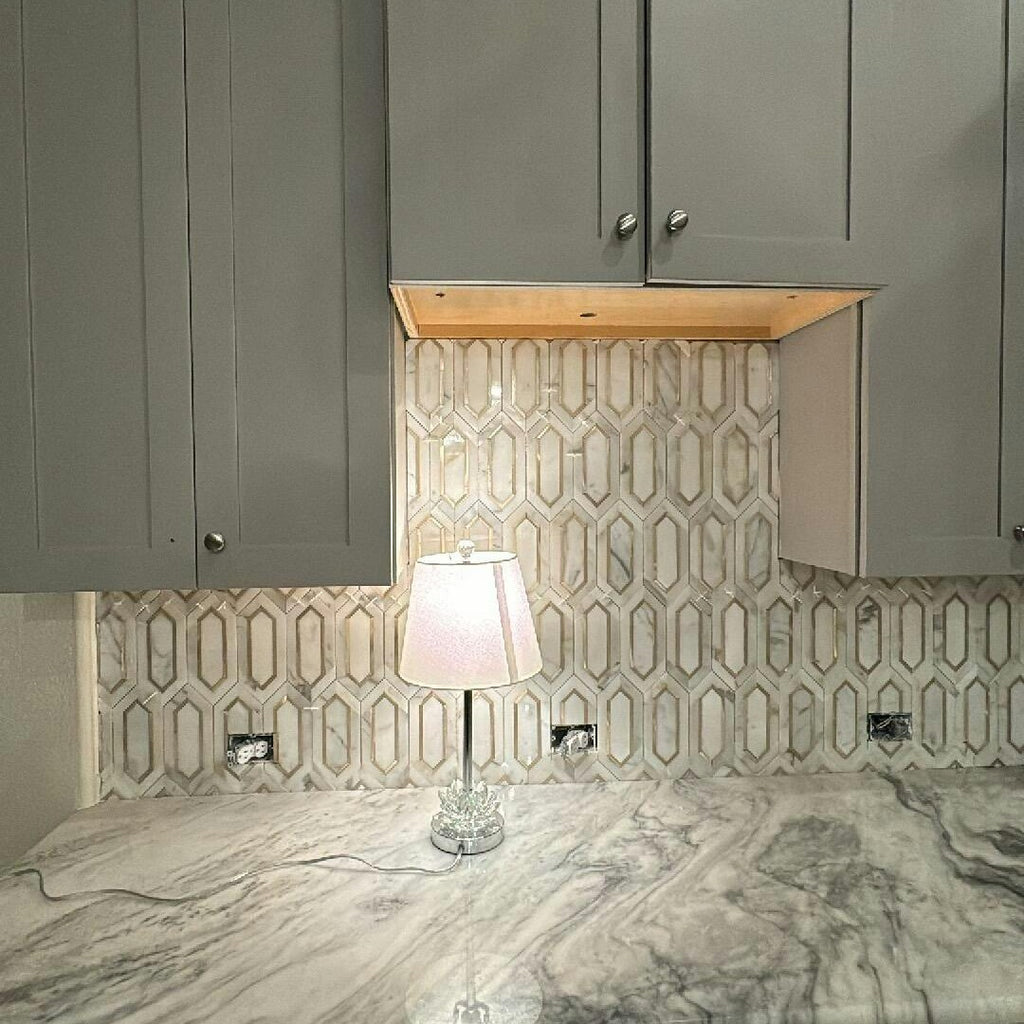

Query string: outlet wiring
3 844 464 906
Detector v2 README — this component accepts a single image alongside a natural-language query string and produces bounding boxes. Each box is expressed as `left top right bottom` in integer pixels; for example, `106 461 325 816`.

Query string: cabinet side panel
779 307 859 574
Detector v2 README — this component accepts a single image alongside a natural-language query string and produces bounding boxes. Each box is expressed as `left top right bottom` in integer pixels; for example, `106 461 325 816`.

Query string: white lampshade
400 549 542 690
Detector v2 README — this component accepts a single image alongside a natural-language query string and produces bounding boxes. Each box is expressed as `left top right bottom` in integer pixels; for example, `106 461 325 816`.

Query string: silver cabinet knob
1014 525 1024 543
666 209 689 233
614 212 638 239
204 531 226 553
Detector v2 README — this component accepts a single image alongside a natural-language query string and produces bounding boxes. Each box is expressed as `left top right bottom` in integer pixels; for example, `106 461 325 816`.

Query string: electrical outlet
226 733 275 766
551 723 597 755
867 712 912 742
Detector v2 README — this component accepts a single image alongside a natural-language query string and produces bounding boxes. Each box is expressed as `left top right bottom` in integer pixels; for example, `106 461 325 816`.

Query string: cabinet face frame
0 0 196 593
186 0 395 589
387 0 645 285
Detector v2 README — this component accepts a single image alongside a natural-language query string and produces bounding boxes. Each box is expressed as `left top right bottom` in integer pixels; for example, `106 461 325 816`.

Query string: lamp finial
457 539 475 562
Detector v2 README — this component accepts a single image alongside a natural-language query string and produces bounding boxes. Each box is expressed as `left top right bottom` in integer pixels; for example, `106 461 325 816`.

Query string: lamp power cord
2 844 464 906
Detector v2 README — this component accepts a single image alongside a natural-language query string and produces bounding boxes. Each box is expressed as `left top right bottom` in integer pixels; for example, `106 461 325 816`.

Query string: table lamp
400 540 542 854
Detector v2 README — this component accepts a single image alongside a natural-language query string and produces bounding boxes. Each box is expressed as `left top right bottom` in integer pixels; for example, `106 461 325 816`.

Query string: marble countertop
1 768 1023 1024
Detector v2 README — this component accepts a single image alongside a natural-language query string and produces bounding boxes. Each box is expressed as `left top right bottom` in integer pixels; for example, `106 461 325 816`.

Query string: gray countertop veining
1 768 1023 1024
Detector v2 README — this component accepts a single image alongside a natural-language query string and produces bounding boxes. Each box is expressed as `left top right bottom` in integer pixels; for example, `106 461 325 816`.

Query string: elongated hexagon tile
621 415 666 517
335 593 385 698
454 339 502 431
595 339 644 428
96 336 1024 796
236 592 287 692
573 597 620 688
736 676 779 769
824 677 867 769
644 504 688 599
408 337 453 427
501 503 550 594
713 416 758 515
548 340 596 428
136 593 187 696
501 339 550 427
359 681 410 788
738 343 776 427
409 689 458 785
667 420 712 511
527 417 573 515
574 412 620 516
162 688 213 791
600 678 644 778
310 682 360 788
643 679 690 776
622 588 667 689
780 676 824 765
549 504 598 605
689 677 736 775
97 593 136 702
598 507 642 597
690 342 736 427
667 593 713 689
644 339 689 427
187 596 237 699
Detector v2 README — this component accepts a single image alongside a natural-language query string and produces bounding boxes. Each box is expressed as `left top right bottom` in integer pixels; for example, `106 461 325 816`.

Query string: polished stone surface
1 767 1023 1023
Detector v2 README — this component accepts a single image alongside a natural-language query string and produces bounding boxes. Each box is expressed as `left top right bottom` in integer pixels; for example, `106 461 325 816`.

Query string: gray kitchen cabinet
1003 1 1024 572
186 0 394 588
0 0 394 593
0 0 196 592
649 0 897 287
781 0 1011 576
387 0 644 285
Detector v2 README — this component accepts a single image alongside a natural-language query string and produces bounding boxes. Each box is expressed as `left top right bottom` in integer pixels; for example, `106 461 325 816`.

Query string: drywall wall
0 592 81 865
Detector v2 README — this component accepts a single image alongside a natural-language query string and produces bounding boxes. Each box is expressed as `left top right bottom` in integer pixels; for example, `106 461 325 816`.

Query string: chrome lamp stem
429 688 504 855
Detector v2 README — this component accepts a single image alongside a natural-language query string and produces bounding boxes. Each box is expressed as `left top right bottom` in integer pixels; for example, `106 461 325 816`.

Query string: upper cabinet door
186 0 394 588
0 0 196 592
649 0 885 287
1003 0 1024 570
387 0 644 284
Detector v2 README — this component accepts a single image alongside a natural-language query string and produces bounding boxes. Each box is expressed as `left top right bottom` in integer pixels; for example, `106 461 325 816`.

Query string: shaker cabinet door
649 0 887 287
781 1 1010 577
186 0 395 588
1004 1 1024 571
0 0 196 592
387 0 644 284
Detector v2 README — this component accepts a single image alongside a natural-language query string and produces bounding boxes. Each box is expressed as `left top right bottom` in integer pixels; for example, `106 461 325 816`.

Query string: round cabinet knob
1014 525 1024 543
666 209 689 234
203 531 226 553
614 212 638 239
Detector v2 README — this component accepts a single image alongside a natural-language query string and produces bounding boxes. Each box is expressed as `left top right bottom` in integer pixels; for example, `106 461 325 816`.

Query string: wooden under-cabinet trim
390 284 874 341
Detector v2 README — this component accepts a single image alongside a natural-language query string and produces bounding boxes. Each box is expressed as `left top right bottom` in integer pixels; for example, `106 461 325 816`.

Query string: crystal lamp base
430 778 504 855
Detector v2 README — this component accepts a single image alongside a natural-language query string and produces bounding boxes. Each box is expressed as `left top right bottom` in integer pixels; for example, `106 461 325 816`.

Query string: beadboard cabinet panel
0 0 195 592
387 0 644 284
186 0 394 588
